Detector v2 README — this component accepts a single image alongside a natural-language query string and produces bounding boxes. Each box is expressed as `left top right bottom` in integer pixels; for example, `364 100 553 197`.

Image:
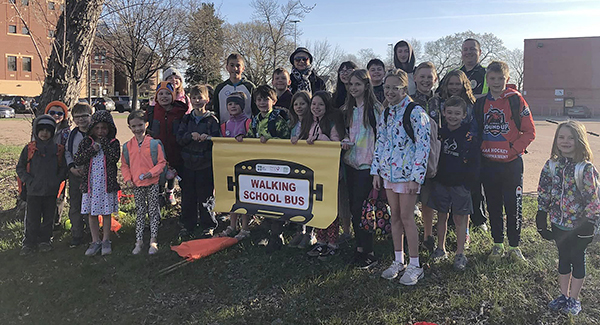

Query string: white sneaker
381 260 405 280
148 242 158 255
132 241 143 255
399 264 424 286
234 229 251 241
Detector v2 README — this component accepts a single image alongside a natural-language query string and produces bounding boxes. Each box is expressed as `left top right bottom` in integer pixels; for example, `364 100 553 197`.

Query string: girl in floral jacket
537 120 600 315
371 69 430 286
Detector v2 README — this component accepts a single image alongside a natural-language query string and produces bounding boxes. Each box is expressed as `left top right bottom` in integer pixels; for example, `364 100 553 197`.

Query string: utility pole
290 20 301 48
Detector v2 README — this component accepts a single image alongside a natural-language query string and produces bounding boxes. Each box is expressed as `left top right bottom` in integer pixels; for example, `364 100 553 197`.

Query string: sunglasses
294 57 309 63
48 110 65 117
73 114 91 119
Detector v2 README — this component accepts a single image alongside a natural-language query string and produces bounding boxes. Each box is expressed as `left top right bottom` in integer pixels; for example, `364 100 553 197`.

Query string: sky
216 0 600 60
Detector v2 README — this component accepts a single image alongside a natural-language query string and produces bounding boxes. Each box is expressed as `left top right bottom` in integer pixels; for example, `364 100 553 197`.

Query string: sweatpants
180 166 216 232
470 182 488 226
553 224 593 279
481 156 523 247
23 195 56 247
133 184 161 241
345 165 374 253
68 174 86 239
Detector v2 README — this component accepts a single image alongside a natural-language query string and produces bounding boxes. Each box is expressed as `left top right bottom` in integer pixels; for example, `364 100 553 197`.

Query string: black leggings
553 224 593 279
345 165 374 254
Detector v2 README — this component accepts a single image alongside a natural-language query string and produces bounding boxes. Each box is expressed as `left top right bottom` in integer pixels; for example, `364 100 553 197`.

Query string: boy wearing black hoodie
16 115 68 255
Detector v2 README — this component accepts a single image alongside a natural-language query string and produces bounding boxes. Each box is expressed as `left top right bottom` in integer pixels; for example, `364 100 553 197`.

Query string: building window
21 0 29 5
91 88 97 96
101 52 106 63
94 53 99 64
22 57 31 72
104 70 109 84
91 70 96 82
9 0 15 4
9 25 17 34
7 56 17 71
48 30 55 38
48 1 55 10
22 26 29 35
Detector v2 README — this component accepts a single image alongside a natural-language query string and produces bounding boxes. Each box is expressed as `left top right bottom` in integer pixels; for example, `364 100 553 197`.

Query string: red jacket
480 88 535 162
149 101 187 167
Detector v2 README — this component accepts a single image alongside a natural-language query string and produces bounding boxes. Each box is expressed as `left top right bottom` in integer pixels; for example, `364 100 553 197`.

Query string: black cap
289 47 313 66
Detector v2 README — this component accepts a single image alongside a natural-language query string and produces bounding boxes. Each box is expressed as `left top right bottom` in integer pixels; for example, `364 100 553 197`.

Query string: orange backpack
17 141 65 201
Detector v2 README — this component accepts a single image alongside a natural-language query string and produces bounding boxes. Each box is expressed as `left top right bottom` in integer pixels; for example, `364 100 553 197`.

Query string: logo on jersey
521 107 530 117
483 107 509 136
443 138 459 157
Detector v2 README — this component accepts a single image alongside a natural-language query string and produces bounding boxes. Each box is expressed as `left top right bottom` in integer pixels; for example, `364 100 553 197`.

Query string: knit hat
34 114 57 138
163 67 183 81
155 81 175 101
289 47 313 66
44 100 69 119
226 92 246 110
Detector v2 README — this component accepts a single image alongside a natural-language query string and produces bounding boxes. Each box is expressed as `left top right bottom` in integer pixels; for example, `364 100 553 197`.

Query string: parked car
567 106 592 118
0 105 15 118
111 96 139 112
92 97 116 111
0 96 31 113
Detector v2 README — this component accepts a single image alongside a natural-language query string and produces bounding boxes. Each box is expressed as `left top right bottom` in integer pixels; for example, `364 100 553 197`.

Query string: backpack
220 119 252 138
548 160 596 193
17 141 65 201
384 102 441 178
122 139 168 185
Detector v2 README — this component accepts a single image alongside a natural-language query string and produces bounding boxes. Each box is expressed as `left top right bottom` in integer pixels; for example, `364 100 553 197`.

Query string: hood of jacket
88 110 117 139
393 40 416 73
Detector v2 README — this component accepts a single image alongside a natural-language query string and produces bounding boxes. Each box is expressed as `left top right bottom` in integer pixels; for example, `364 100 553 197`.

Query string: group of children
15 43 599 316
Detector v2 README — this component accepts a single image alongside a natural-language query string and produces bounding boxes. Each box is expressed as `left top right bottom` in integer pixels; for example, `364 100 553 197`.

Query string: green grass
0 145 599 324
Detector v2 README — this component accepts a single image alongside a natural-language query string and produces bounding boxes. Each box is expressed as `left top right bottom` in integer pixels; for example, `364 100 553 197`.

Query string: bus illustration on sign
227 159 323 224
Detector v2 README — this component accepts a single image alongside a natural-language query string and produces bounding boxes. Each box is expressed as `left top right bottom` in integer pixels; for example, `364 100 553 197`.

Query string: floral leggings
133 184 161 241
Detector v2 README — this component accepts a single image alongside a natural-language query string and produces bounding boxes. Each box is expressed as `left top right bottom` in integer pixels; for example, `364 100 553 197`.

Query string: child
289 47 326 95
305 91 346 260
176 85 221 240
341 69 383 269
287 91 315 249
367 59 386 103
163 67 193 114
214 54 257 122
45 101 71 227
16 115 68 255
65 103 94 247
216 91 252 240
371 69 430 285
537 120 599 315
475 61 535 263
122 110 167 254
74 110 121 256
332 61 357 108
411 61 440 254
393 40 416 95
272 67 293 111
148 81 188 206
238 85 290 253
431 69 476 125
426 97 479 270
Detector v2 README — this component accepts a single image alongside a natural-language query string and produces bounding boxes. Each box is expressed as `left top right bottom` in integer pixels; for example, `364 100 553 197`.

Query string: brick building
523 36 600 117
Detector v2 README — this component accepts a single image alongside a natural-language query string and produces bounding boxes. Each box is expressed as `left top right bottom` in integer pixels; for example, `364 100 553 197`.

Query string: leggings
317 217 339 244
133 184 161 241
345 165 374 253
553 224 593 279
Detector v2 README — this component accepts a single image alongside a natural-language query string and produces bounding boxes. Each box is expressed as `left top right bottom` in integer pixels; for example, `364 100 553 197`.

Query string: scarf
291 66 314 94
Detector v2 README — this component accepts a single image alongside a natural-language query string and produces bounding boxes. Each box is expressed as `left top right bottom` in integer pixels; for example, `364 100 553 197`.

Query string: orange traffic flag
171 237 238 261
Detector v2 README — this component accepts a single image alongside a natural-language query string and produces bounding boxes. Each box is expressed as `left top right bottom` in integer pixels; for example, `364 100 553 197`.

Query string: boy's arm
15 145 33 185
73 137 97 165
410 107 431 184
120 142 133 183
273 117 291 139
148 143 167 178
510 96 536 159
176 115 193 145
58 153 68 181
464 130 481 188
210 118 221 138
65 132 75 168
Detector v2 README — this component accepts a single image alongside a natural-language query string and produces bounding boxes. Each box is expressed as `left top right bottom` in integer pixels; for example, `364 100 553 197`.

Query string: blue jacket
176 111 220 170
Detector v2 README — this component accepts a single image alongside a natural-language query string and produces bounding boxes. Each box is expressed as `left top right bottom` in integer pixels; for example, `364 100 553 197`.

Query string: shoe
399 263 424 286
548 294 568 311
508 247 527 264
464 233 470 250
85 241 102 256
132 241 143 255
101 240 112 256
297 234 315 249
307 243 327 257
381 260 406 280
453 253 468 271
488 244 504 263
234 229 251 241
148 242 159 255
174 229 194 245
217 226 236 237
265 235 283 254
355 252 378 270
69 237 83 248
562 297 582 315
288 232 304 248
166 191 177 206
335 233 352 245
202 228 215 238
20 246 34 256
318 245 338 261
423 235 436 254
476 223 489 232
414 205 422 218
38 242 53 253
431 248 448 262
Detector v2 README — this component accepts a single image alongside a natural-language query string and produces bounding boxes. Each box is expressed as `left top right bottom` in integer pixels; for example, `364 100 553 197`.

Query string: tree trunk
38 0 105 115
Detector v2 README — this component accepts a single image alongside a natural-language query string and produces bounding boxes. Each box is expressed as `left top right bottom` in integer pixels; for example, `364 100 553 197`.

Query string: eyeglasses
383 86 405 91
339 69 354 75
294 57 309 63
73 114 91 119
48 110 65 117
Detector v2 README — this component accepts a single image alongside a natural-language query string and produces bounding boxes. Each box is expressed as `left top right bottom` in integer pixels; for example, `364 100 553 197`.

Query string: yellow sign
211 138 340 229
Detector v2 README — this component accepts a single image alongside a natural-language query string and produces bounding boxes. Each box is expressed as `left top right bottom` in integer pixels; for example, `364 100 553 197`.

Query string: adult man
460 38 488 96
289 47 325 95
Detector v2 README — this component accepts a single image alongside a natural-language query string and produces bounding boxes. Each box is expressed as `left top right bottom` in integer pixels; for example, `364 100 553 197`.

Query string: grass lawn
0 144 599 325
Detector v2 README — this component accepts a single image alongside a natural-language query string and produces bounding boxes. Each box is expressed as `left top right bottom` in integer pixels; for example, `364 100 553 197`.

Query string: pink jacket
121 135 167 187
307 116 341 142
